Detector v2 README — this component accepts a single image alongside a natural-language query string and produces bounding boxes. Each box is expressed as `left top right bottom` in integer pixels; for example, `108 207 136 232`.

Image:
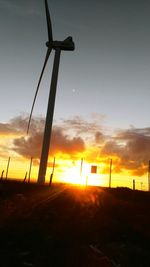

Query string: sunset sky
0 0 150 189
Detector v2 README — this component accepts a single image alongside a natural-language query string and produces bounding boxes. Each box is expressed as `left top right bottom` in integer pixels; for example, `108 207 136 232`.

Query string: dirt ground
0 180 150 266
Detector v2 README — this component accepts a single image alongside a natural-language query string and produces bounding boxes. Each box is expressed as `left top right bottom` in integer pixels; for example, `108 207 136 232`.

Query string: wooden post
24 172 28 182
6 157 10 180
109 158 112 188
28 157 33 183
1 170 4 180
49 157 55 186
133 179 135 191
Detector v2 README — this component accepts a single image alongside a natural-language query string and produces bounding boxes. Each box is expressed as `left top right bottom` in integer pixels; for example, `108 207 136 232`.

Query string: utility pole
28 157 33 183
6 157 10 180
109 158 112 188
148 160 150 192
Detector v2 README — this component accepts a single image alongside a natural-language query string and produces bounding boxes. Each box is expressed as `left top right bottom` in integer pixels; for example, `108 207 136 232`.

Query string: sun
61 164 86 186
59 161 106 187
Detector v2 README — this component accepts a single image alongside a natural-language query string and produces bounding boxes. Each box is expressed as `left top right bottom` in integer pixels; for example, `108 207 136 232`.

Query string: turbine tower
27 0 75 184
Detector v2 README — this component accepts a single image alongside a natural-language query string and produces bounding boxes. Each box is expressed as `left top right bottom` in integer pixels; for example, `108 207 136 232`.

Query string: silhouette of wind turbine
27 0 75 184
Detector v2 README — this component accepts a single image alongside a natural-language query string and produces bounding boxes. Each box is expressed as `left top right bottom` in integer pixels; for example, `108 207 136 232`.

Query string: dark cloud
0 118 24 136
51 126 85 156
101 128 150 176
0 115 45 136
95 131 105 144
61 116 104 136
0 122 18 135
11 116 45 134
101 141 123 157
13 132 42 159
13 127 85 159
12 116 85 159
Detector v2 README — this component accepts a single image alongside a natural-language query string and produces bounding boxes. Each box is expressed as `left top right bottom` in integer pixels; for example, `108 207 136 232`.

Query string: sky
0 0 150 188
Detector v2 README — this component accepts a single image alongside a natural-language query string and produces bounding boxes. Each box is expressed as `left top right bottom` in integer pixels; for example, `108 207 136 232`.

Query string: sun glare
59 161 106 187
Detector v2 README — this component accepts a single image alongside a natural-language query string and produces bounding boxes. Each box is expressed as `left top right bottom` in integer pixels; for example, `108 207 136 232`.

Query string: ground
0 180 150 266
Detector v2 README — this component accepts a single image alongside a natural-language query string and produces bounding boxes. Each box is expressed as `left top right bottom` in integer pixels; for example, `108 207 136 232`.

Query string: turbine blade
27 47 52 134
45 0 53 42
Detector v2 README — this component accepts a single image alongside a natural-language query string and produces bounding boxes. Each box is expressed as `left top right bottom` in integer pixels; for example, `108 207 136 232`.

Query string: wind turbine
27 0 75 184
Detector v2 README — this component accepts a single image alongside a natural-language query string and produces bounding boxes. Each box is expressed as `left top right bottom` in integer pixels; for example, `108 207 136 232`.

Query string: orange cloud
13 126 85 159
0 115 150 177
101 128 150 176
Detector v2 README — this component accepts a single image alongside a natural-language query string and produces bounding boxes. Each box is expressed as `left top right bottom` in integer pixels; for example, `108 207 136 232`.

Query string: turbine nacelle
46 36 75 51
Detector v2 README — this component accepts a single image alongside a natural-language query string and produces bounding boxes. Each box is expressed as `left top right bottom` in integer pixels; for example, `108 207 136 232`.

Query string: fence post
109 159 112 188
28 157 33 183
133 179 135 191
6 157 10 180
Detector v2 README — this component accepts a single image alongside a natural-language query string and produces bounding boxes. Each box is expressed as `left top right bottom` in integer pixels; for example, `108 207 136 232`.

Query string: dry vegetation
0 180 150 266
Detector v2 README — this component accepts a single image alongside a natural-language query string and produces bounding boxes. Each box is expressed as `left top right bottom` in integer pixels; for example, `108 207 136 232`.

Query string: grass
0 180 150 266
